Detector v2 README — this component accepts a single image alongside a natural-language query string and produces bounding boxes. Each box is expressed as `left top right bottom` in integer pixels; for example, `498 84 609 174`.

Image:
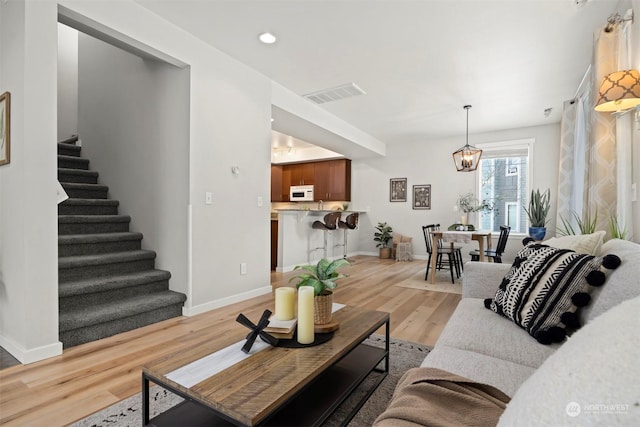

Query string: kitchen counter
272 210 366 272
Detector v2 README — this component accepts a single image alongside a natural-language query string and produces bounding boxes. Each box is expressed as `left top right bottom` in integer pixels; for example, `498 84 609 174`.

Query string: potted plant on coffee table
524 188 551 241
374 222 393 259
289 258 350 324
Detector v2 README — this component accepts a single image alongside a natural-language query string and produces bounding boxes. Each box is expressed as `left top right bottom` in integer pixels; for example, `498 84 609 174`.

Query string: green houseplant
289 258 350 324
524 188 551 240
374 222 393 259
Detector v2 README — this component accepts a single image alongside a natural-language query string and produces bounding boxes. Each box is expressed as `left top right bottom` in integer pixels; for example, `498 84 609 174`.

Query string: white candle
274 287 296 320
297 287 315 344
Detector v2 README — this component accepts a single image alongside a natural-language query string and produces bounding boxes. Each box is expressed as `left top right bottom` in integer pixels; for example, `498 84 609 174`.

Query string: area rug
394 270 463 295
70 335 430 427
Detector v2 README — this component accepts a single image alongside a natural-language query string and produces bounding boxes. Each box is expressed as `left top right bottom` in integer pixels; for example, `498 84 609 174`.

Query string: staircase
57 136 187 348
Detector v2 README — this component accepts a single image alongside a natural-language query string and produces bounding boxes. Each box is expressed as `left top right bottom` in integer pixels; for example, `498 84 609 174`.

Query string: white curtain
557 9 634 239
615 17 634 239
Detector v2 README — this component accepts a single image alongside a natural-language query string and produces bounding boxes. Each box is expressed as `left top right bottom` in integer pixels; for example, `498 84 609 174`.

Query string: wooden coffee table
142 305 390 426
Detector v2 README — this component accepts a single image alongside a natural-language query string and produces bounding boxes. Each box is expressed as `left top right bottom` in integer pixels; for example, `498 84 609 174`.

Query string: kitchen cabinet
271 165 284 202
272 159 351 202
271 219 278 271
288 163 315 186
314 159 351 201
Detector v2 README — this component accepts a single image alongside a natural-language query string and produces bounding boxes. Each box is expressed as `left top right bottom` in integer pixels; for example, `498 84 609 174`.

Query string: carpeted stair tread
57 142 81 157
61 182 109 199
59 214 130 224
59 135 79 145
58 250 156 269
59 198 119 208
58 167 99 184
58 198 120 216
58 231 143 245
59 291 186 332
58 232 144 256
59 269 171 298
58 154 89 170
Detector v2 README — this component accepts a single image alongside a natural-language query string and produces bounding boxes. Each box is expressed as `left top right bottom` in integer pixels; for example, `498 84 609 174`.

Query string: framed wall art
0 91 10 166
413 184 431 210
390 178 407 202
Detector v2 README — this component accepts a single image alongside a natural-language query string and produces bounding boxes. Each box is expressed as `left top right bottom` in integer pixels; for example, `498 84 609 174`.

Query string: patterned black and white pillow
485 240 621 344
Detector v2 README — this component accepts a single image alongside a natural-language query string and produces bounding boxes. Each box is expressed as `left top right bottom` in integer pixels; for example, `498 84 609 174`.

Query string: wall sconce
594 69 640 113
452 105 482 172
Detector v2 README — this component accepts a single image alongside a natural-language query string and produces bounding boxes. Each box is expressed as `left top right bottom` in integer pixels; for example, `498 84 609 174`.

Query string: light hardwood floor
0 256 461 426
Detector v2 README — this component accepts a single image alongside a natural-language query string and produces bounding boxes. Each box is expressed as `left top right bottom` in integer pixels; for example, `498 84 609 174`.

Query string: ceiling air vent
303 83 366 104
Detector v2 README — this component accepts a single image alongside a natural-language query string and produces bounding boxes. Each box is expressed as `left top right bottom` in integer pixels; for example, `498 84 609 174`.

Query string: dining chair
422 224 463 284
470 225 511 263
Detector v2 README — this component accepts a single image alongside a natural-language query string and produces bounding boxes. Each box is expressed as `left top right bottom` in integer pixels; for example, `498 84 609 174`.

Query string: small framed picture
0 91 10 166
413 184 431 210
389 178 407 202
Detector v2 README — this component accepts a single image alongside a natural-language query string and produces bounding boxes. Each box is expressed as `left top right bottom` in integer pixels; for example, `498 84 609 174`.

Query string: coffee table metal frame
142 308 390 426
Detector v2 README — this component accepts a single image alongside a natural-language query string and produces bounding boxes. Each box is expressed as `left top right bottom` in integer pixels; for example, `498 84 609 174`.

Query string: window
476 139 534 233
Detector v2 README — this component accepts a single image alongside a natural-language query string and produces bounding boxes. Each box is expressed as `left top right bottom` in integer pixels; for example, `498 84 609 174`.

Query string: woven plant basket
314 291 333 324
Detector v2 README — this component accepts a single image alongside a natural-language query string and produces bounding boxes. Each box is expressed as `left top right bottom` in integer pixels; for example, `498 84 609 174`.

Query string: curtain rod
571 64 592 103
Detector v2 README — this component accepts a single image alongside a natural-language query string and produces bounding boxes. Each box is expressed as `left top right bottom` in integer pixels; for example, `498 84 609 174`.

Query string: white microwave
290 185 314 202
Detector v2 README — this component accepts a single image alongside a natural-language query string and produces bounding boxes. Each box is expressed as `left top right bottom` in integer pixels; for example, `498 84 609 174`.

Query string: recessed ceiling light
259 32 277 44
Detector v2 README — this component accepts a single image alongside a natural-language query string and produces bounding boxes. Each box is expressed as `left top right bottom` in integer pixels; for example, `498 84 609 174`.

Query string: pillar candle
297 287 315 344
274 287 296 321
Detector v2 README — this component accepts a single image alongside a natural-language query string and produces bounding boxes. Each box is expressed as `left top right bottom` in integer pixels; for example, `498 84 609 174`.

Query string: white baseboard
183 285 272 317
0 335 62 365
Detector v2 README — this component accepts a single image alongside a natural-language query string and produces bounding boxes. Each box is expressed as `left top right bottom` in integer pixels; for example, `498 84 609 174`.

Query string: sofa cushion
485 242 619 344
434 299 559 368
498 295 640 426
582 238 640 324
421 345 537 397
544 231 605 255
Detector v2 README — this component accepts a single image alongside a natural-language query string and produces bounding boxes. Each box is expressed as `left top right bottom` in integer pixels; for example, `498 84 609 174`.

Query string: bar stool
337 212 359 259
312 212 342 258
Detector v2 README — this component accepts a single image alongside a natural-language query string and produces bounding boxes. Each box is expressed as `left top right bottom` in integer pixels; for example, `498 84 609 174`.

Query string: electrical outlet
240 262 247 275
205 192 213 205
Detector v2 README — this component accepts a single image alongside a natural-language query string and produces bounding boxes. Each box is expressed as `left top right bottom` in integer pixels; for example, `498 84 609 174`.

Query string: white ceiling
135 0 621 150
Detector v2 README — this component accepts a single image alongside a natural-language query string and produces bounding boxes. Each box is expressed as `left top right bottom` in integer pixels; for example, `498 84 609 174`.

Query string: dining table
429 229 492 284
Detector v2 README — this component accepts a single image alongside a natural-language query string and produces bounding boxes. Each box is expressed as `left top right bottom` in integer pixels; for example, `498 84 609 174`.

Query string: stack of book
264 317 297 339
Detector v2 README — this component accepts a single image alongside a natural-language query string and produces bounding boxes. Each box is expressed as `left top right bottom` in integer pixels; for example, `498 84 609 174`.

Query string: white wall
351 123 561 263
75 33 190 297
57 24 78 141
0 0 62 363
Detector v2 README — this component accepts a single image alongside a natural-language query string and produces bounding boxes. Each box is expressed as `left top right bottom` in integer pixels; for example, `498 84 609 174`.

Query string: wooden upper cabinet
288 163 315 186
272 159 351 202
314 159 351 201
271 165 284 202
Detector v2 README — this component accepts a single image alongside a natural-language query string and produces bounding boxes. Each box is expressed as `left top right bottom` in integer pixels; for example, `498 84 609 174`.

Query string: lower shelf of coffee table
149 343 388 427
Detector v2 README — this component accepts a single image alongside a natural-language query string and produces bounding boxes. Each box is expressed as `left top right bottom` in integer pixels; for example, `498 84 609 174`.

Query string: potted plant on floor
374 222 393 259
524 188 551 241
289 258 350 324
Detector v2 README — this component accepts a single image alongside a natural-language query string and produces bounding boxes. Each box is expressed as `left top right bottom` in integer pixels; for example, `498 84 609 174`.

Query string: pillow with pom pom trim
485 240 620 345
544 230 605 255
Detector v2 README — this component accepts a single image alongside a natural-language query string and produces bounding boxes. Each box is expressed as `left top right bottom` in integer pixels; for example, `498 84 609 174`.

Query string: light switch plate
205 192 213 205
257 196 263 207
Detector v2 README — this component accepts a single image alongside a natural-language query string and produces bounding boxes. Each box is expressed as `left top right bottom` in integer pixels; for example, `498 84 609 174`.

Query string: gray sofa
414 238 640 424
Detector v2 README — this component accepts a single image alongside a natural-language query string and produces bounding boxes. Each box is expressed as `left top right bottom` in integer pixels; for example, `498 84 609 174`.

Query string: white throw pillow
544 231 605 255
498 295 640 426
